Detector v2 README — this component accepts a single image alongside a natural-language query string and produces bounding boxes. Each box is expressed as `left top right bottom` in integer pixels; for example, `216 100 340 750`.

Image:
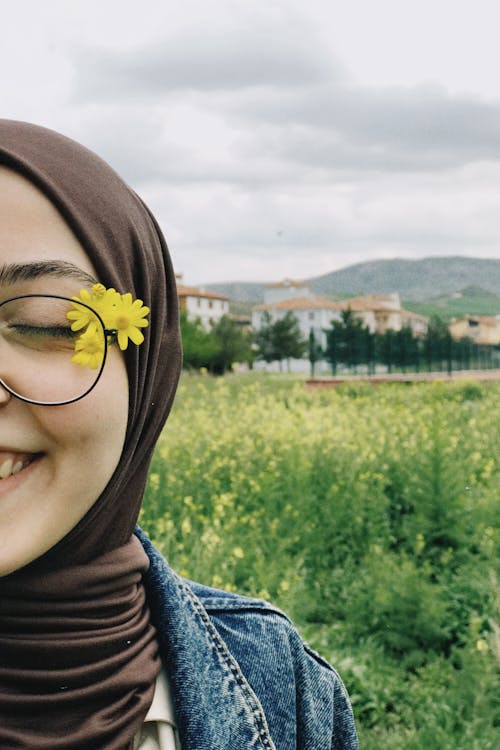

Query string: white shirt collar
144 668 176 726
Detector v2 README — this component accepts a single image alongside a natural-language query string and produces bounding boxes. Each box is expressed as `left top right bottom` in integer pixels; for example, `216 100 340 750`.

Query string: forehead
0 166 97 289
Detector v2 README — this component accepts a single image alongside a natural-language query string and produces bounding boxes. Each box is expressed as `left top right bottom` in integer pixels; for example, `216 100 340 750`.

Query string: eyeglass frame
0 293 118 407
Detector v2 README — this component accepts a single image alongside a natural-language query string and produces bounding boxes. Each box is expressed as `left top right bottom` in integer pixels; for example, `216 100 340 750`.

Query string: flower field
140 374 499 749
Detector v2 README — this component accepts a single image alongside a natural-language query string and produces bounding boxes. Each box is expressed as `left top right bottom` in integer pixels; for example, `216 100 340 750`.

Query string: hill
308 256 500 300
404 286 500 321
202 281 265 305
204 256 500 306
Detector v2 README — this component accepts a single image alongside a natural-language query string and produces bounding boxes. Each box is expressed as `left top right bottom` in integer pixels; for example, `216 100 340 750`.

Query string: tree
424 314 452 372
254 312 277 364
179 311 218 370
255 312 307 371
324 308 371 373
377 326 420 372
210 315 253 375
272 313 307 371
426 314 451 342
308 328 323 377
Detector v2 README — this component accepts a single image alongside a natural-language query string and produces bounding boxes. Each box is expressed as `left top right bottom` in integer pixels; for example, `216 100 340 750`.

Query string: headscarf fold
0 120 182 749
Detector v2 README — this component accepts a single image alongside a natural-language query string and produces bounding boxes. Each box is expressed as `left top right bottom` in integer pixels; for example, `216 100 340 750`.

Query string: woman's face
0 167 129 576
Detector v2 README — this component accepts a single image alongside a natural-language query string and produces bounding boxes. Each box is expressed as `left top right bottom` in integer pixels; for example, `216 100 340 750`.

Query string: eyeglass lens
0 296 106 405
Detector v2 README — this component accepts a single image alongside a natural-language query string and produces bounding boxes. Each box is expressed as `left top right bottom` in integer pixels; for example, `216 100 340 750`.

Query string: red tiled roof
264 279 308 289
400 310 428 322
177 284 229 301
254 297 343 311
337 295 399 312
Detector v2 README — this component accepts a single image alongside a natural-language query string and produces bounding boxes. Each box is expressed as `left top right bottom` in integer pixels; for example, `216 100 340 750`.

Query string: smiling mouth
0 453 41 480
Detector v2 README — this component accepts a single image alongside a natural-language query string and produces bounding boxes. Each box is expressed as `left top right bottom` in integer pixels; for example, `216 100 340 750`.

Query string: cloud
73 10 339 98
132 157 500 283
11 0 497 284
71 34 500 185
229 82 500 172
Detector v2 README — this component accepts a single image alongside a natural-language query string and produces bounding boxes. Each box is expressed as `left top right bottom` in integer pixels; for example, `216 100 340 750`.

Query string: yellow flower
110 292 150 351
67 285 150 359
67 285 120 331
71 324 105 370
415 533 425 554
66 290 97 332
90 283 107 299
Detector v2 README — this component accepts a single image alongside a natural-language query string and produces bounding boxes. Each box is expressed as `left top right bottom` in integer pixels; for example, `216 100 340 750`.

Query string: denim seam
198 597 276 611
203 600 337 676
202 601 291 619
302 643 338 673
179 579 277 750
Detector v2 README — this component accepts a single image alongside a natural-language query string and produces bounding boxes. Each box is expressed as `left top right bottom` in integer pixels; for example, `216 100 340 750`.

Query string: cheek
42 354 129 500
0 355 129 576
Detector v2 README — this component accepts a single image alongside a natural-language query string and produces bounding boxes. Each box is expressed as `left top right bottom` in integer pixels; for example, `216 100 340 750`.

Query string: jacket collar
136 528 276 750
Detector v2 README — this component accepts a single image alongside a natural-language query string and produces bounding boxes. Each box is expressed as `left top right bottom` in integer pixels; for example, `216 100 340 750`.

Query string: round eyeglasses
0 294 117 406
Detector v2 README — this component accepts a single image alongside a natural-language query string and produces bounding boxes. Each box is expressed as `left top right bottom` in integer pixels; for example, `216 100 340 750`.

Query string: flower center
85 339 102 354
115 314 131 330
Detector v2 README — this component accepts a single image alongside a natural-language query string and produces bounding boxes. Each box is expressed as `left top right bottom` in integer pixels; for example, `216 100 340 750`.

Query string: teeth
0 457 32 480
0 459 13 479
12 460 23 475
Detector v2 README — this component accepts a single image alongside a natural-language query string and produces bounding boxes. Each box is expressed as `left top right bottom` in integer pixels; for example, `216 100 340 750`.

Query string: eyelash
11 324 78 339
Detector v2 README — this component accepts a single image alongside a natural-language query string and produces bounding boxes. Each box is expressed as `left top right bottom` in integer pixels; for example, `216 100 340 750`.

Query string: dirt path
306 369 500 388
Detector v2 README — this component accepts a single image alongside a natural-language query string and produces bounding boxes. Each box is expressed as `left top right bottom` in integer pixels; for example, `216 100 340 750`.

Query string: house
252 295 344 373
264 279 312 304
253 289 428 344
251 283 429 373
176 277 229 330
449 316 500 345
400 310 428 338
253 297 344 352
337 293 428 337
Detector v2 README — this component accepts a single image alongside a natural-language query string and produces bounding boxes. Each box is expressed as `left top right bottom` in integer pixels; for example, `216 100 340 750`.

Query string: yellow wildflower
71 324 105 370
67 285 150 366
109 292 150 351
90 283 107 299
415 533 425 555
67 284 120 331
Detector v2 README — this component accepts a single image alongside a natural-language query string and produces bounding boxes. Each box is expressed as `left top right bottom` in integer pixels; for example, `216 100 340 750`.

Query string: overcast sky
3 0 500 284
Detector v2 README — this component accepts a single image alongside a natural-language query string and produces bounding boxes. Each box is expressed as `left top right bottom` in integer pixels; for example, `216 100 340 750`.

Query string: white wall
253 358 332 374
252 307 342 349
186 296 229 329
264 284 311 304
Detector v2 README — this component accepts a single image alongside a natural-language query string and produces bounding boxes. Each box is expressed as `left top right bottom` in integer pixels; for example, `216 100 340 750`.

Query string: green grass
404 286 500 321
140 373 500 748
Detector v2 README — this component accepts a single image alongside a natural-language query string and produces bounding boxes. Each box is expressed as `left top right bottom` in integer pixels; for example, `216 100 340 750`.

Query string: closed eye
9 324 79 339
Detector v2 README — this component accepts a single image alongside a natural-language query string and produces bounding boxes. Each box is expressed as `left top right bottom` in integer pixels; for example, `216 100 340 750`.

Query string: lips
0 452 39 480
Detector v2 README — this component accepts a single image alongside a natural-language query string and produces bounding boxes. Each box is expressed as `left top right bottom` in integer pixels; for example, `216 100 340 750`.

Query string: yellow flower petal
128 328 145 346
72 325 105 369
69 285 150 356
117 329 129 351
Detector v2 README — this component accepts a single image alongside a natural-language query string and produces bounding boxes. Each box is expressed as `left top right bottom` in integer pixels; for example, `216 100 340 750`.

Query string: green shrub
141 375 500 748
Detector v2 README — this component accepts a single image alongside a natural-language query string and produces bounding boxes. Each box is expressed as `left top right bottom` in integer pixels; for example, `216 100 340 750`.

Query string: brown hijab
0 121 182 748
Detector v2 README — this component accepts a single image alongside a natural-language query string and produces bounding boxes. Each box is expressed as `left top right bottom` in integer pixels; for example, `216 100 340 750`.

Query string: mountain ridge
203 256 500 303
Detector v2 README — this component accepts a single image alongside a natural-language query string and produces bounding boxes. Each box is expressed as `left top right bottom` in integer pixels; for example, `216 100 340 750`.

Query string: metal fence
325 333 500 375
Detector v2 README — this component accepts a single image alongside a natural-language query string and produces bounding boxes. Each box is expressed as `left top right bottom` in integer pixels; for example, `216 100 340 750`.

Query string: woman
0 120 358 750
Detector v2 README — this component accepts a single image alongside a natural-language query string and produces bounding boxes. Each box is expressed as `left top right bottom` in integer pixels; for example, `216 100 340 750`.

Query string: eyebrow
0 261 97 288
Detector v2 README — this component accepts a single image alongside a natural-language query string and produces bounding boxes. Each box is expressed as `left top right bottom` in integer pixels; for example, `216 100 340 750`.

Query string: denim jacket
136 528 359 750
